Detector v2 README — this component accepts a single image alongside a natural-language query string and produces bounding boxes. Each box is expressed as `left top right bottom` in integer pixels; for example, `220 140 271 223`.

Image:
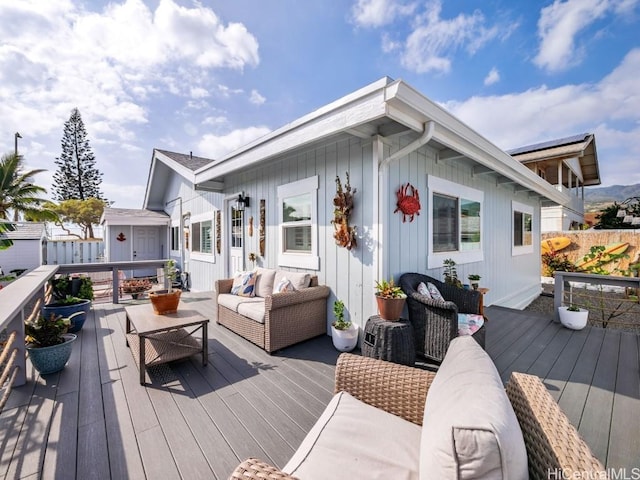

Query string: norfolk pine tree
53 108 107 202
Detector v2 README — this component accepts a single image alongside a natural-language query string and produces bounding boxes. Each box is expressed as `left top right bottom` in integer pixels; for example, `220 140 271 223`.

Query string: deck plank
41 391 78 480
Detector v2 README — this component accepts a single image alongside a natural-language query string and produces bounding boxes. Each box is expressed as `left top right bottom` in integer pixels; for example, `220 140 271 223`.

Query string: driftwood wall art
331 172 357 250
394 182 421 222
259 199 266 257
248 216 254 237
215 210 221 254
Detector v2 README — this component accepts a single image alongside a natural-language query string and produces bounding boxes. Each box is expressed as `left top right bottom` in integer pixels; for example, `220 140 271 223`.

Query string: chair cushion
458 313 484 336
284 391 421 479
231 271 256 297
274 270 310 291
417 282 431 298
420 336 528 479
426 282 444 302
237 301 266 324
254 268 277 297
218 294 263 313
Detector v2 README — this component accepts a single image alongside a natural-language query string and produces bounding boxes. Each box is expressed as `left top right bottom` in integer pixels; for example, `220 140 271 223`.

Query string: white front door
228 206 244 275
133 226 162 277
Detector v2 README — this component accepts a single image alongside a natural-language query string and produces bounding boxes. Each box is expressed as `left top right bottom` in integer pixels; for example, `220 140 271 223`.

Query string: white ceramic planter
558 306 589 330
331 324 359 352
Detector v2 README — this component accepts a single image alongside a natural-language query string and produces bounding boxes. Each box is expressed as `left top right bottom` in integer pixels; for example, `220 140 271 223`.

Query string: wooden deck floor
1 294 638 478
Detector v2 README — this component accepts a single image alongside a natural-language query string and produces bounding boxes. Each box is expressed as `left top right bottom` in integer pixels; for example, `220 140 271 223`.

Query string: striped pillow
231 271 256 297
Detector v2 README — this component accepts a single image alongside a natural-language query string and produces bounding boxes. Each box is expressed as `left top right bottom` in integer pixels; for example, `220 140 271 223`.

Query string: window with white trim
427 176 484 268
277 176 319 270
170 225 180 252
190 212 216 263
512 201 534 255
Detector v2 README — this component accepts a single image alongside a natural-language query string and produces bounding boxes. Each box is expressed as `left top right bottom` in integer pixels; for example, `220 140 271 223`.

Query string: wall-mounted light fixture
235 192 250 211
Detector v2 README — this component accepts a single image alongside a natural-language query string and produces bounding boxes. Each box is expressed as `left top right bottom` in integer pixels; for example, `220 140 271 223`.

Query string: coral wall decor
332 173 357 250
394 182 421 222
215 210 221 254
259 199 266 257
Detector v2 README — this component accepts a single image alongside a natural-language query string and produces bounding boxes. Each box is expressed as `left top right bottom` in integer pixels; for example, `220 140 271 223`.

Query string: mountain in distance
584 183 640 211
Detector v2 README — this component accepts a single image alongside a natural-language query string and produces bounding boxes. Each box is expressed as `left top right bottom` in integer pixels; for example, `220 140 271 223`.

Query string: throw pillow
426 282 445 302
419 336 528 479
254 268 277 297
231 271 256 297
417 282 432 298
273 277 294 293
458 313 485 336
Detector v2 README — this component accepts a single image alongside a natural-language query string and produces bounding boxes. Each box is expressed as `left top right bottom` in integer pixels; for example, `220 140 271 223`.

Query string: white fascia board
154 151 197 182
385 82 568 206
195 78 393 183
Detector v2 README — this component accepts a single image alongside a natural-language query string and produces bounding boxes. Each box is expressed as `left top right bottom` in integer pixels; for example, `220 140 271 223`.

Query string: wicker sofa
215 268 330 353
230 336 605 480
399 272 486 364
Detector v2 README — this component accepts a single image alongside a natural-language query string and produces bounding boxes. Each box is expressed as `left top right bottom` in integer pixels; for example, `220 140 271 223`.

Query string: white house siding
382 136 542 310
222 137 375 331
0 240 44 273
162 172 225 292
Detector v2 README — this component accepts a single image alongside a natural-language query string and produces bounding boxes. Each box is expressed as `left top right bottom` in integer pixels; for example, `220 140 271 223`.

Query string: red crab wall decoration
394 182 421 222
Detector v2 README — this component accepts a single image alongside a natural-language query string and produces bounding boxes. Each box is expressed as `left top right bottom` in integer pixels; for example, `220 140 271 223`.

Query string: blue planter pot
42 299 91 333
26 334 77 375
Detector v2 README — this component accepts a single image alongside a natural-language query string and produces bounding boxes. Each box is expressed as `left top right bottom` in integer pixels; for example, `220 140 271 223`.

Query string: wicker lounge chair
230 352 605 480
399 272 486 364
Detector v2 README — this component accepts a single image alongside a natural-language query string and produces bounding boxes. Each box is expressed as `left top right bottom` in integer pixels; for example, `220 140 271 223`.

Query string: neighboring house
139 77 579 330
0 222 48 274
100 207 171 278
508 133 601 232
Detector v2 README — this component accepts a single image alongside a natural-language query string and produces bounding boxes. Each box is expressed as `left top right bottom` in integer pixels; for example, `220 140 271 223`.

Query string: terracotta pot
375 295 406 322
149 289 181 315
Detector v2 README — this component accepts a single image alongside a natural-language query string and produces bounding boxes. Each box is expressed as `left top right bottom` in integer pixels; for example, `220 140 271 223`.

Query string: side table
362 316 415 366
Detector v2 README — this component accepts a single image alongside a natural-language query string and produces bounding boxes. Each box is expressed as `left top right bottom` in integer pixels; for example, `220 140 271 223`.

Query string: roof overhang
143 150 199 209
194 77 571 207
100 208 170 227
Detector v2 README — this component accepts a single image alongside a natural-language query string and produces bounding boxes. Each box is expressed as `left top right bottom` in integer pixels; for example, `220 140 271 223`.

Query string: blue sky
1 0 639 209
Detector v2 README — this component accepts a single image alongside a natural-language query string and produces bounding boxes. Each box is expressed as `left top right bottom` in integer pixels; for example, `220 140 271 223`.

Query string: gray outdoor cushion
217 294 262 313
254 268 277 297
419 336 528 479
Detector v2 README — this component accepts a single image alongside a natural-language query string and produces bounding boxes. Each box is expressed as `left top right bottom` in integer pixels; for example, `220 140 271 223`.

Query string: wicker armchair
399 272 485 364
229 354 606 480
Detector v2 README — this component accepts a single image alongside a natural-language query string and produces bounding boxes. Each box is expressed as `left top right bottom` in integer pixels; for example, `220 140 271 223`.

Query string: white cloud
198 126 272 159
351 0 416 28
249 89 266 105
444 48 640 186
190 87 210 99
484 67 500 86
533 0 636 72
401 1 503 74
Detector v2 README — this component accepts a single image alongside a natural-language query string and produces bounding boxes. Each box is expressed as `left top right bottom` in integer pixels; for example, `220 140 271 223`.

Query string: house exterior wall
0 240 45 273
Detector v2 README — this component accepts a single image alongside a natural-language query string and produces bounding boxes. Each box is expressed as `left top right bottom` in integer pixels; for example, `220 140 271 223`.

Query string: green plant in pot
149 259 182 314
468 274 481 290
443 259 462 288
43 274 93 333
25 311 82 375
374 278 407 322
331 299 358 352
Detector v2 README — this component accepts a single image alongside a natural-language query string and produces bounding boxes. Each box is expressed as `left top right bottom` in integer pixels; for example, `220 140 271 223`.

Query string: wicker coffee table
125 304 209 385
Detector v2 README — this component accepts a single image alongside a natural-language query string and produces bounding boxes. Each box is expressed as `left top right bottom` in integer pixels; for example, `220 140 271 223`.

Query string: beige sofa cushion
217 293 263 313
420 336 528 479
283 391 421 479
254 268 277 297
237 302 266 324
273 270 310 292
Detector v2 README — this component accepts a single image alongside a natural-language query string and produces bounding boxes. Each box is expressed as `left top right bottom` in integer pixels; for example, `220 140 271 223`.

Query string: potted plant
468 274 481 290
443 259 462 288
331 299 358 352
374 278 407 321
558 304 589 330
42 274 93 333
149 260 181 314
25 311 83 375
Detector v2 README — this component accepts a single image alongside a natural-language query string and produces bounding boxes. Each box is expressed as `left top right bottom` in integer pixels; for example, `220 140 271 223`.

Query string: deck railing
0 260 171 402
553 271 640 328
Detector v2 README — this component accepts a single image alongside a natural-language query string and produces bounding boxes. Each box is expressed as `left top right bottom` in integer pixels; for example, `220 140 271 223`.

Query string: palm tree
0 152 58 222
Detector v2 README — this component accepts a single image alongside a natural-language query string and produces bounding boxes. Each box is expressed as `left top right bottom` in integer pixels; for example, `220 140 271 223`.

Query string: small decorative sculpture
259 200 266 256
116 232 126 242
332 173 357 250
394 182 421 222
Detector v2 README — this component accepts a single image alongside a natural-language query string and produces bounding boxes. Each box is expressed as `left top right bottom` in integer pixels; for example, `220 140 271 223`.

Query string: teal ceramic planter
26 334 77 375
42 299 91 333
